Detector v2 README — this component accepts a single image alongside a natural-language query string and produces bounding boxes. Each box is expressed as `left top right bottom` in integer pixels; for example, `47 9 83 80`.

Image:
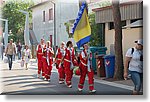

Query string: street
0 59 133 95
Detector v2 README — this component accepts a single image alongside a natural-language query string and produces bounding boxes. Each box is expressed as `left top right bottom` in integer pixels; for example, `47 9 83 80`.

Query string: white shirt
56 47 65 57
64 47 75 58
126 47 143 73
64 47 75 69
81 49 92 72
36 44 45 52
23 49 31 63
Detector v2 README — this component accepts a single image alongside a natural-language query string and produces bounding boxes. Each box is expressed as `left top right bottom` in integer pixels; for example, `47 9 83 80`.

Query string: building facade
30 0 79 47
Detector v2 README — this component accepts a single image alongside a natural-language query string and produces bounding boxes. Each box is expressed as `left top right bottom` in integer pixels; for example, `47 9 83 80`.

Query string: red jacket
79 50 92 69
43 45 47 58
64 47 77 68
46 47 53 66
37 44 43 60
56 47 65 65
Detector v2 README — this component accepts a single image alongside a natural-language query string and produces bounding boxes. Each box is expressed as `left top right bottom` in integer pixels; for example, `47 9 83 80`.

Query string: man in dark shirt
16 42 22 60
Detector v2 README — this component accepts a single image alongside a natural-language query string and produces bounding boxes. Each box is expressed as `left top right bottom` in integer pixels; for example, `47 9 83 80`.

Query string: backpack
128 48 134 68
127 48 134 79
131 48 134 55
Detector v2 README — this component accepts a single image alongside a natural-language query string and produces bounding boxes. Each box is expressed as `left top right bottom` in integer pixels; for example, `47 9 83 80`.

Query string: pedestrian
62 41 77 88
16 41 22 60
55 41 66 84
44 41 54 81
124 39 143 95
78 44 96 93
22 45 31 70
5 39 16 70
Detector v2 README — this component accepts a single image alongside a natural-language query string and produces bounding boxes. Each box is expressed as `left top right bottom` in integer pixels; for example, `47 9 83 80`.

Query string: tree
89 13 104 47
2 0 34 44
112 0 124 80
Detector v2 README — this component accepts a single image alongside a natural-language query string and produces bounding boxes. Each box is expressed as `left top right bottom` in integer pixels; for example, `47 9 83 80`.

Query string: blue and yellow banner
72 2 91 48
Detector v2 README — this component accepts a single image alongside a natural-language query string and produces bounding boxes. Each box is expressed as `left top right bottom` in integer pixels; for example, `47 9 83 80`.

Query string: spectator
124 39 143 95
5 39 16 70
16 42 22 60
22 45 31 70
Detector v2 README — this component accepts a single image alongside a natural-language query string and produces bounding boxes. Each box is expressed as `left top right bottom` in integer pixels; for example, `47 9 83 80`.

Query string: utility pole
50 1 56 51
0 18 8 49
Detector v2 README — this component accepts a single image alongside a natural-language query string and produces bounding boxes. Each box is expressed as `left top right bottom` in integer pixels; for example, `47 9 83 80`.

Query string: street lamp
0 18 8 49
50 1 56 50
18 10 30 46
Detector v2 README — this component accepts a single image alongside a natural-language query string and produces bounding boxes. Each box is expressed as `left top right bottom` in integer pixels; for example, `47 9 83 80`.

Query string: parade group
36 38 96 93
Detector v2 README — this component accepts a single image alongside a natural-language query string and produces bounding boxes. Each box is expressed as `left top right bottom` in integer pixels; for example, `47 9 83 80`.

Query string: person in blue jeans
16 42 22 60
5 39 16 70
124 39 143 95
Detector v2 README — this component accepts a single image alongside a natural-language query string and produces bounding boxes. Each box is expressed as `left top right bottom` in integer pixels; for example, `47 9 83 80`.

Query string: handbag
3 56 8 63
73 66 81 76
21 60 24 67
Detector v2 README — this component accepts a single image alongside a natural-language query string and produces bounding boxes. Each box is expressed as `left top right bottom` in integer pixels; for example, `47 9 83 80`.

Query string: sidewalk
94 75 134 87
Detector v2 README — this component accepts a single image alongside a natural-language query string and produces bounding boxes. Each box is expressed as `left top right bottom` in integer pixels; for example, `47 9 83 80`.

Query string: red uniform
64 47 77 87
55 47 65 82
42 45 47 78
78 50 95 91
37 44 45 77
45 47 53 80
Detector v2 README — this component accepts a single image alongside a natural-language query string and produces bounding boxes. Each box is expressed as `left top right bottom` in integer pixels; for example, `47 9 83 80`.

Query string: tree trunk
112 0 124 80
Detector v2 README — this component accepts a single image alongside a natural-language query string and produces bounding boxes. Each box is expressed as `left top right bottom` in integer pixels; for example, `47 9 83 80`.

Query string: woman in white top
124 39 143 95
22 45 31 70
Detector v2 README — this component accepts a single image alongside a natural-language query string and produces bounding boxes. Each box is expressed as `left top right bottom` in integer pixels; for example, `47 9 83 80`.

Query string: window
43 11 45 22
130 19 143 28
130 19 139 23
108 22 114 30
121 20 126 27
49 8 53 20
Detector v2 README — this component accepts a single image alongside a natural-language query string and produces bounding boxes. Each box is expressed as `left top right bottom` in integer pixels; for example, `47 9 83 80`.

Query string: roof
92 1 143 12
29 1 50 9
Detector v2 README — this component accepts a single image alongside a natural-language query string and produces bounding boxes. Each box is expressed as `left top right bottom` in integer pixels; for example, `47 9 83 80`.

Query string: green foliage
89 13 104 47
64 22 73 38
2 0 34 44
98 1 111 8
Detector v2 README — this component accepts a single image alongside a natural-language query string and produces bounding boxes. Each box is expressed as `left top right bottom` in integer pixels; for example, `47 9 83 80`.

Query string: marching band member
44 41 54 81
55 41 66 84
36 39 46 78
78 44 96 93
62 41 77 88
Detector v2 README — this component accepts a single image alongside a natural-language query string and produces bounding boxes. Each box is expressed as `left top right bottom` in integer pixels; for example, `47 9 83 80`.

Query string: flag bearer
78 44 96 93
36 39 46 78
55 41 66 84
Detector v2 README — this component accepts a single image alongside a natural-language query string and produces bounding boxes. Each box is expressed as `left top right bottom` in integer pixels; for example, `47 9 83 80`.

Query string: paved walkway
0 59 134 95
